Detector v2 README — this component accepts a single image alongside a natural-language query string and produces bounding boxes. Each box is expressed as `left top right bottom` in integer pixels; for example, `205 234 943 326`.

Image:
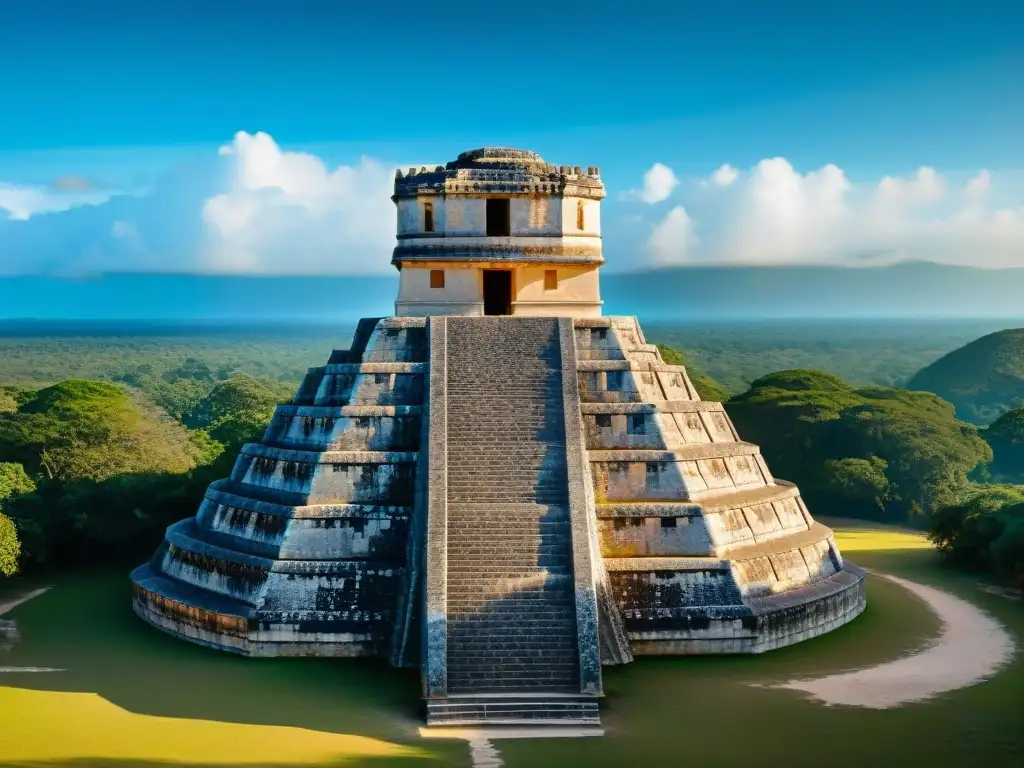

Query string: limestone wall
131 317 428 657
513 265 601 317
573 316 866 655
394 261 602 318
560 196 601 237
397 196 566 238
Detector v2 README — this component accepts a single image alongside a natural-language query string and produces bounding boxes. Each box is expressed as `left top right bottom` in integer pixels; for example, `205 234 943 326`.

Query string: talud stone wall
130 318 427 656
131 313 864 666
576 316 865 654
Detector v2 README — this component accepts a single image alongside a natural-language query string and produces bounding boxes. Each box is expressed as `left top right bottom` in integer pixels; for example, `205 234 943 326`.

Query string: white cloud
875 166 946 208
2 136 1023 276
710 164 739 187
200 131 396 274
624 162 679 204
648 206 697 264
0 182 111 220
0 131 399 276
644 159 1024 268
965 169 991 198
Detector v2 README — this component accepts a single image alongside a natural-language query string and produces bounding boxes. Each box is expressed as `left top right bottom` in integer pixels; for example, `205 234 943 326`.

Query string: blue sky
1 0 1022 275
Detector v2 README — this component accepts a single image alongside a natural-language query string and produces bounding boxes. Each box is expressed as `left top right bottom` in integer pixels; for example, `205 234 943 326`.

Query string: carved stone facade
131 148 866 727
392 148 604 318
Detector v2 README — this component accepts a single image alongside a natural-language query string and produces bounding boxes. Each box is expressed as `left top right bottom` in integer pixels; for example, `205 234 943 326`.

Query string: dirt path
775 573 1015 708
419 726 603 768
0 586 50 616
1 586 64 673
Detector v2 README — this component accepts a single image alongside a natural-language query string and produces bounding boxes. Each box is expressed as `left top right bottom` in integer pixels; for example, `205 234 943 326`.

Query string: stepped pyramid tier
131 148 865 727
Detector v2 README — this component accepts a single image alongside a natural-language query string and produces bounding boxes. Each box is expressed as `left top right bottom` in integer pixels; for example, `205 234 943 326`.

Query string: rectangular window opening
486 198 511 236
429 269 445 289
646 462 662 489
576 200 585 230
660 517 678 529
423 202 434 232
544 269 558 291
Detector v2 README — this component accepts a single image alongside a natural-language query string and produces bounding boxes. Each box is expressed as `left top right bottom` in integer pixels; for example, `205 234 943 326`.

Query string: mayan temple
131 148 867 726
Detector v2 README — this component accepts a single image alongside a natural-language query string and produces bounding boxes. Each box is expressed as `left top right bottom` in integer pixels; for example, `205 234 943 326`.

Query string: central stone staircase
426 317 599 726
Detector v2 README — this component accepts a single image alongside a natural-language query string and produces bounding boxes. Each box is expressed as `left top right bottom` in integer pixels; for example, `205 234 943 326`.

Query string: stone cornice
397 231 603 241
392 243 605 265
393 147 605 201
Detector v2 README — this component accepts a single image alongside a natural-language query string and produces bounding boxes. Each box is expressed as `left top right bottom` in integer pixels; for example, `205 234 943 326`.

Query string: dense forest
0 320 1022 591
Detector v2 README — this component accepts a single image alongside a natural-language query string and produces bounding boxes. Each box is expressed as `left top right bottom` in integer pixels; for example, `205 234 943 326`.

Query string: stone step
441 317 583 698
444 678 582 694
446 547 571 558
448 589 577 602
446 637 579 652
426 694 599 728
445 568 573 578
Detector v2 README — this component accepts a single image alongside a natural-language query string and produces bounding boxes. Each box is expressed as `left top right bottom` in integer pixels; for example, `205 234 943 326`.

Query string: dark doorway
483 270 512 315
486 198 511 236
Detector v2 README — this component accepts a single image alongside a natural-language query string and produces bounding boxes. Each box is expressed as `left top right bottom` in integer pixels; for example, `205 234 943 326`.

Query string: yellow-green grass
0 572 466 767
1 523 1021 767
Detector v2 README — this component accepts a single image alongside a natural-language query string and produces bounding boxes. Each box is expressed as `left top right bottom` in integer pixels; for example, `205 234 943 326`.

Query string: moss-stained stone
130 148 864 728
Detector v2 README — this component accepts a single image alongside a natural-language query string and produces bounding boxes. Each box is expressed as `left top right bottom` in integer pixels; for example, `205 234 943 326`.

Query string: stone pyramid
131 147 865 727
131 314 865 725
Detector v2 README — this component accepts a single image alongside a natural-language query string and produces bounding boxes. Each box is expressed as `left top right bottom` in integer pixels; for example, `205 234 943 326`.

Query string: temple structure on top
130 147 866 728
392 148 604 318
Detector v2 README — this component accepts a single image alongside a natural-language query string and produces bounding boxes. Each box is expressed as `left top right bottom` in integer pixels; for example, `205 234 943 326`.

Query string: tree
0 463 33 577
929 485 1024 566
655 344 730 403
984 407 1024 482
727 370 992 522
186 375 287 450
0 379 202 482
0 513 18 576
133 375 212 422
820 457 890 517
930 486 1024 587
991 511 1024 589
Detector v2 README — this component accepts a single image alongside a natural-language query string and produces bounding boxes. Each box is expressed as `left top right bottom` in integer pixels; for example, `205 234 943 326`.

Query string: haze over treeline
2 261 1023 321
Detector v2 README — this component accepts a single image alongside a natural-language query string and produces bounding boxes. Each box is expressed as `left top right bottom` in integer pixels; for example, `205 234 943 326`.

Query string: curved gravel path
776 573 1015 708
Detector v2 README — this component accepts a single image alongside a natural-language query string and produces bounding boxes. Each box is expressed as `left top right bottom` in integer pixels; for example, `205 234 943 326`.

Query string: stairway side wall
557 318 610 689
421 316 449 696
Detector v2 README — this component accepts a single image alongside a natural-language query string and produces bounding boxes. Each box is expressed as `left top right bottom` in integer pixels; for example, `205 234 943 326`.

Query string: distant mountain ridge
908 328 1024 424
1 261 1023 321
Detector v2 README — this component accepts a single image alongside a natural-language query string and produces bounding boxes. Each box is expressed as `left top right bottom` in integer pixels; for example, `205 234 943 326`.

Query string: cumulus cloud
643 158 1024 268
965 170 991 198
2 136 1023 276
0 182 111 220
0 131 399 276
624 162 679 204
648 206 697 264
709 164 739 187
200 131 396 274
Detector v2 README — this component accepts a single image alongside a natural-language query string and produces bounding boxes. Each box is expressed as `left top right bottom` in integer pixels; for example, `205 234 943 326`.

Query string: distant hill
908 329 1024 424
2 261 1024 321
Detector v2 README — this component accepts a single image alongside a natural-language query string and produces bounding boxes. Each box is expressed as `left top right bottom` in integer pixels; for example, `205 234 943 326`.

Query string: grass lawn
0 573 466 767
1 523 1021 767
